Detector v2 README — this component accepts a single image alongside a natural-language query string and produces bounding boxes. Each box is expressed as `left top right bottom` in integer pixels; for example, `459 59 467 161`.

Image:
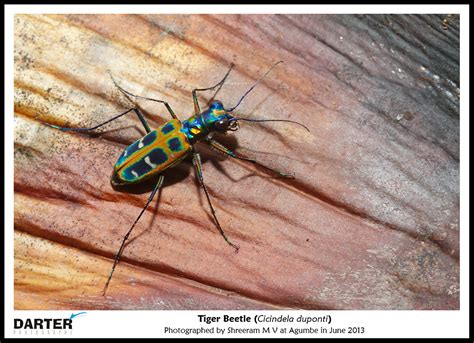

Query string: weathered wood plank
14 14 459 309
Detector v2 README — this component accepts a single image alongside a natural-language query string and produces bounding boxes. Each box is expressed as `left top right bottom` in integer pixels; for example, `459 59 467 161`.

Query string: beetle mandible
39 61 309 295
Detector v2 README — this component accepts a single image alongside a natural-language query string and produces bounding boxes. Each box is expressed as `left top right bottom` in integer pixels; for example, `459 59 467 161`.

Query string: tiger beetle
38 61 309 295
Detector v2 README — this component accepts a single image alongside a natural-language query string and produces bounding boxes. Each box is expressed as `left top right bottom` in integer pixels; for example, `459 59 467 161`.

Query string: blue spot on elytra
123 161 152 180
150 147 168 164
121 141 139 159
168 137 182 152
116 131 158 168
120 147 168 181
142 130 157 146
161 123 175 134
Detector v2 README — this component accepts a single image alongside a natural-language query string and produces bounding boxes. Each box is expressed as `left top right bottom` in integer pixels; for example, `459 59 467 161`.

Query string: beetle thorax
181 101 236 144
181 114 208 143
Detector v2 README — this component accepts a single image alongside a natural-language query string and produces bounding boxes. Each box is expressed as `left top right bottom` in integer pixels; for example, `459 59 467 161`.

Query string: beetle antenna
234 118 310 132
224 61 283 112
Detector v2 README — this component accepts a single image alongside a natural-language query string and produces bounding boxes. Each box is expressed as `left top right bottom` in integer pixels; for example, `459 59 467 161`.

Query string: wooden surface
14 14 460 310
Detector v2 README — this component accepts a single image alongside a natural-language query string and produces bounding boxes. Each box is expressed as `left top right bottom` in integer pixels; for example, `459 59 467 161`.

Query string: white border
5 4 469 339
4 4 469 14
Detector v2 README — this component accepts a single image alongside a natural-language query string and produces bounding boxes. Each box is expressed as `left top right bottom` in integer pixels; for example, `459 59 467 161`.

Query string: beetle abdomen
112 119 191 185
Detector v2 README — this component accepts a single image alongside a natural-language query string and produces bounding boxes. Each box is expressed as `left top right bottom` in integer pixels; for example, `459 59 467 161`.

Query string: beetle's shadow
198 132 300 183
195 134 249 182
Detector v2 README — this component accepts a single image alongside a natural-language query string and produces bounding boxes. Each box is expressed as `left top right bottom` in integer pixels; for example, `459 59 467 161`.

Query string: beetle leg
192 151 239 251
192 63 234 115
109 73 178 120
102 174 165 296
205 138 295 178
37 107 152 133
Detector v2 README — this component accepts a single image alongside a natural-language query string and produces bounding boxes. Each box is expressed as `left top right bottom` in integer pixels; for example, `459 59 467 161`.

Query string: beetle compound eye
228 120 239 131
215 120 228 131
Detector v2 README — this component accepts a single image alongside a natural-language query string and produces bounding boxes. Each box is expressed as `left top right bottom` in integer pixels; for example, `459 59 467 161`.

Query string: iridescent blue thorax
181 101 235 144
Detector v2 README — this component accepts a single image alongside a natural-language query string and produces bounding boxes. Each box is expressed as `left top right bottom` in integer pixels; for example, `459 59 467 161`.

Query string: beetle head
206 100 239 133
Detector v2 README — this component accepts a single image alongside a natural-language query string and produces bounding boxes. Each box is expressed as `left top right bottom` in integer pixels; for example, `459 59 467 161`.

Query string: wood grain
14 14 459 309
